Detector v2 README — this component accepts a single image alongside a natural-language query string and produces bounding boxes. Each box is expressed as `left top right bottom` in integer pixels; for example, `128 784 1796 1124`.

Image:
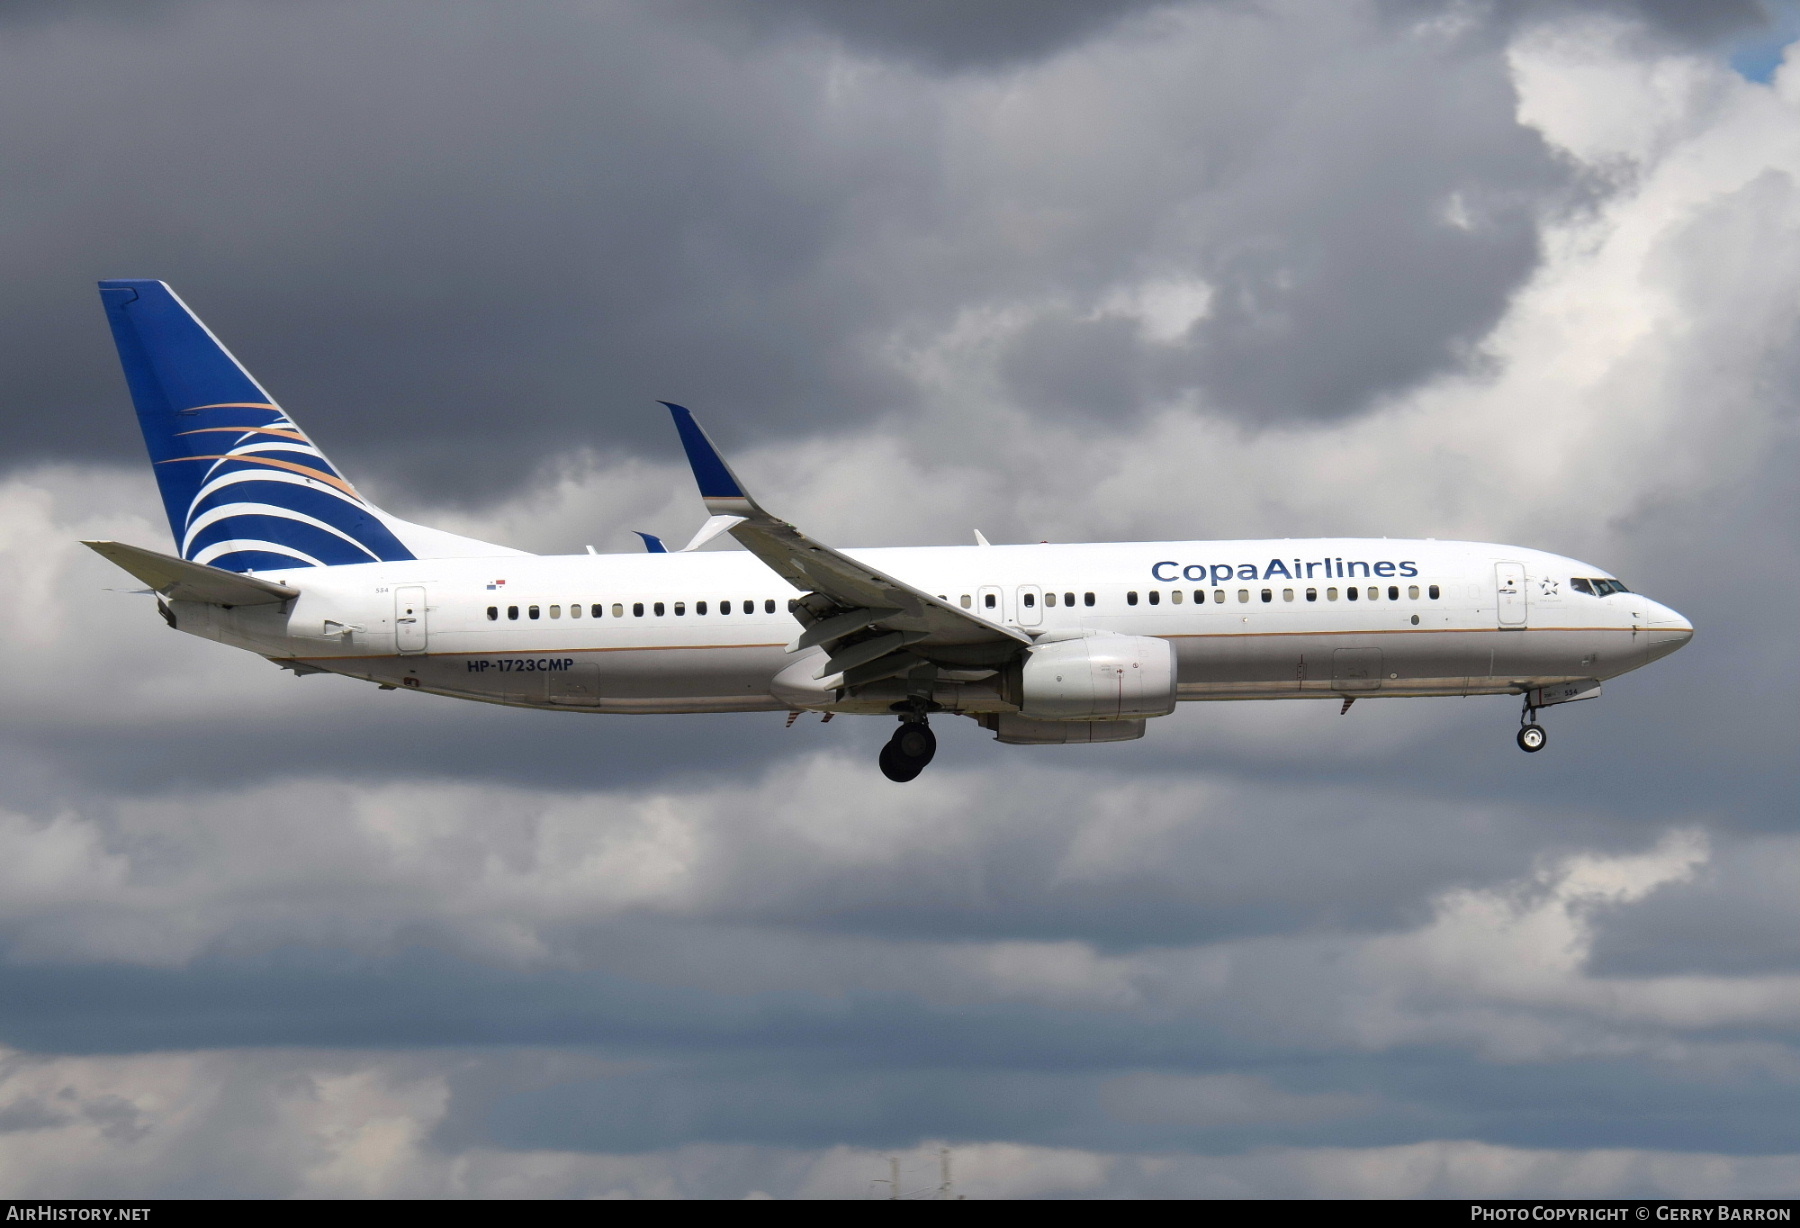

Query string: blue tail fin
98 280 419 573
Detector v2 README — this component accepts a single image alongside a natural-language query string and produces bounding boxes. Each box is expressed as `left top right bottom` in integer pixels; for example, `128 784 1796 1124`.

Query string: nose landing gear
879 717 937 782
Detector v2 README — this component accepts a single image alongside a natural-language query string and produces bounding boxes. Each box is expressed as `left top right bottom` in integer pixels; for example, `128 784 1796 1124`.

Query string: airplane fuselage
176 537 1693 717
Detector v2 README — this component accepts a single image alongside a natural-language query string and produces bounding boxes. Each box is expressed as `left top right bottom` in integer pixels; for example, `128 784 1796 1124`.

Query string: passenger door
1495 562 1527 628
395 586 428 654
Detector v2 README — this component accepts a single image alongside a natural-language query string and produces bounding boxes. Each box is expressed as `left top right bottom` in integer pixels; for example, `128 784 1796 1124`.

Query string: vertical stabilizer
98 281 522 571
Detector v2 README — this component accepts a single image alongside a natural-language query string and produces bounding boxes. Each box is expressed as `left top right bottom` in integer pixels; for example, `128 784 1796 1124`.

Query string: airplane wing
662 403 1029 689
82 540 299 606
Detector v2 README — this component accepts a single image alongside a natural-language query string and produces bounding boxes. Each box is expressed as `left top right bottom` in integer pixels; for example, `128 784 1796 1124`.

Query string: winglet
633 531 668 554
660 402 760 515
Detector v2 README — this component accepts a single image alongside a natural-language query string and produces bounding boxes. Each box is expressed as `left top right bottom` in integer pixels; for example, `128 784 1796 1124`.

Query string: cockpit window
1574 577 1630 597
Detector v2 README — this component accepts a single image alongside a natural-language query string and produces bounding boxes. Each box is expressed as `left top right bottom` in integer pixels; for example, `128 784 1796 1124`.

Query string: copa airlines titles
1150 558 1421 584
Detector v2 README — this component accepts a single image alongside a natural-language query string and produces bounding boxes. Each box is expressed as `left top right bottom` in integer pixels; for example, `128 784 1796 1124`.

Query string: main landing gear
1517 697 1547 754
879 715 937 782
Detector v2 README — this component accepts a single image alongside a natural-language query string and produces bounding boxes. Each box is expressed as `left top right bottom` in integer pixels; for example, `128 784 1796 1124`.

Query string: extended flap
82 540 298 606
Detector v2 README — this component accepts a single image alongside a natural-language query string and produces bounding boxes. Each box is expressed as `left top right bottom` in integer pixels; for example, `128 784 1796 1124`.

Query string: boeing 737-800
86 281 1694 781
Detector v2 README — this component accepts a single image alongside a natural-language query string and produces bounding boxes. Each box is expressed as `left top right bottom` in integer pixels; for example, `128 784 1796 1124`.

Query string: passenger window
1407 585 1419 600
1327 587 1339 601
653 602 665 616
487 606 498 621
549 605 561 619
1428 585 1440 600
529 605 541 619
570 603 582 618
1367 587 1378 601
1260 588 1272 603
1169 590 1182 604
985 593 997 609
1193 590 1204 604
719 600 731 615
595 604 605 618
1147 591 1159 605
960 594 972 609
1346 588 1358 602
633 603 644 617
1023 592 1036 608
765 599 776 613
692 601 704 615
1282 588 1294 602
508 606 519 620
1387 586 1399 600
1084 592 1095 606
1065 592 1075 607
1237 589 1249 603
1044 592 1057 607
1127 591 1139 606
1306 588 1317 602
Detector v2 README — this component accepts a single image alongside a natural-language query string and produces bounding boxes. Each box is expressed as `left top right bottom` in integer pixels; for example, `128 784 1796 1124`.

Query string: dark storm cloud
0 0 1634 501
0 0 927 497
671 0 1186 74
13 946 1800 1157
1376 0 1772 45
1539 0 1771 43
995 17 1565 424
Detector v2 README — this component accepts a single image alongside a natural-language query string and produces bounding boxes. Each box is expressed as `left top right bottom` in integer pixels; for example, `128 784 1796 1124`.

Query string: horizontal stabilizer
82 540 298 606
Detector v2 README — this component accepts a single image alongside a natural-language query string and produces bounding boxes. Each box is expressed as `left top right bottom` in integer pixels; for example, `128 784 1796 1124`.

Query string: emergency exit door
1016 585 1043 627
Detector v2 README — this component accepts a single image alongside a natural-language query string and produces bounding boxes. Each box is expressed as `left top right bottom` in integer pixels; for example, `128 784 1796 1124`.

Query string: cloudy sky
4 0 1800 1199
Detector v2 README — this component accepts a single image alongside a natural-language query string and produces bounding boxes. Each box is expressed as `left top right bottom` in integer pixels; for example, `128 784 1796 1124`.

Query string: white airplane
86 281 1694 781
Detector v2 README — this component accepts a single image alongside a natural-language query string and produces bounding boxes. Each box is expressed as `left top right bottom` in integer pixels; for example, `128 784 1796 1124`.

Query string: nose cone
1642 599 1693 660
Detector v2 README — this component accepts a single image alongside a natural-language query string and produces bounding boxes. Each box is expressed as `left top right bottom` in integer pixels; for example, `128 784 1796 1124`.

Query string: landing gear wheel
1517 723 1547 753
879 722 936 782
894 723 935 763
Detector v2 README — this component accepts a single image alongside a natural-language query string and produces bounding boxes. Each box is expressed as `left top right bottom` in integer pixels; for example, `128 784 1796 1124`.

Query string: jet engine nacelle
1010 632 1177 721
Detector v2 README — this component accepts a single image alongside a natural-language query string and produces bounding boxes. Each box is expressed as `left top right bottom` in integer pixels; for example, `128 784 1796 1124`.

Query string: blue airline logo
165 403 415 572
1152 558 1421 584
